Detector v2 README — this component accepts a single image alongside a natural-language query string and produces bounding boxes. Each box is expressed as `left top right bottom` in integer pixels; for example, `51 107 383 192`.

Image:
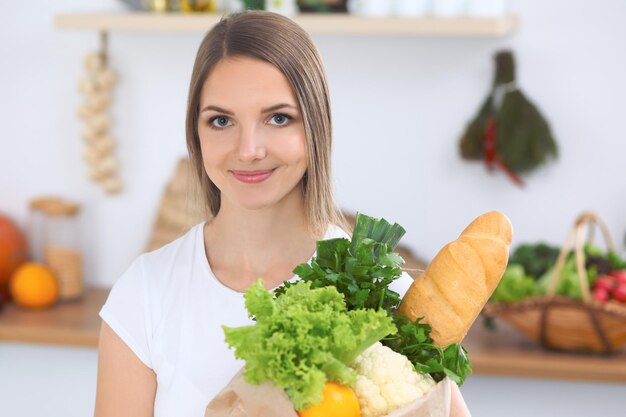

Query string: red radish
593 275 615 292
612 284 626 303
593 287 610 302
609 270 626 285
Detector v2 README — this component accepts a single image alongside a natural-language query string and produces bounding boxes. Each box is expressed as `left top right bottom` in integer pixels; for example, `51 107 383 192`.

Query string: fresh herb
278 212 473 385
383 315 472 385
277 214 405 313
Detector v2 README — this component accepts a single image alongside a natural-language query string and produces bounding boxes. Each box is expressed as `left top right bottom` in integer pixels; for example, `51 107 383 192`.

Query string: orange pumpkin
0 214 29 291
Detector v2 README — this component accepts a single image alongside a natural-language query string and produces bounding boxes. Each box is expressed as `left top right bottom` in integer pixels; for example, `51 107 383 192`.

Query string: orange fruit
9 262 59 309
297 381 361 417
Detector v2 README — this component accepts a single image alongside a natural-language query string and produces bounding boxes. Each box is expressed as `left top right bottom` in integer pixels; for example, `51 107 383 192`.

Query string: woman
94 11 470 417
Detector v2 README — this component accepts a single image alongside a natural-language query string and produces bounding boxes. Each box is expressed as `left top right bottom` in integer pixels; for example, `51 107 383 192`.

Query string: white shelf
55 12 518 36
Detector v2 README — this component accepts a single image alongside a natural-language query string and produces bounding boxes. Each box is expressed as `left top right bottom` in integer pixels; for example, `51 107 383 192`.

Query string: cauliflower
350 342 436 417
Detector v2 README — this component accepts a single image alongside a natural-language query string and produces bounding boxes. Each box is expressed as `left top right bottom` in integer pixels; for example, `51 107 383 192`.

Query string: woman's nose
236 125 267 162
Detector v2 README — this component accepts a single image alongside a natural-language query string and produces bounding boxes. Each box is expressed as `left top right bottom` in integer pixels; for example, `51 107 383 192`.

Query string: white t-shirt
100 222 414 417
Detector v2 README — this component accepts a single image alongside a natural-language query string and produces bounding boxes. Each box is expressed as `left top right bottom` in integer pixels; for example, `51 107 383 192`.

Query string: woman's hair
185 10 347 235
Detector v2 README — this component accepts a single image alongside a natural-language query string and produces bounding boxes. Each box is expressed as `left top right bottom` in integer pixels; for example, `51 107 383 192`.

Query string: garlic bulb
78 50 122 194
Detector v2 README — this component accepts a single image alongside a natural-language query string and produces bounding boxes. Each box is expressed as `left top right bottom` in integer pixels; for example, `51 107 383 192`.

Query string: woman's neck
204 193 320 292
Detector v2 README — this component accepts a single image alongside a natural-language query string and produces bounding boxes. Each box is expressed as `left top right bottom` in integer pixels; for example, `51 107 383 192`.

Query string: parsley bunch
277 213 472 385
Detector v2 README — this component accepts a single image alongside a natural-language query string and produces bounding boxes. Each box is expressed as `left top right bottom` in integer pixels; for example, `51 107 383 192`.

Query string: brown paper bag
205 369 451 417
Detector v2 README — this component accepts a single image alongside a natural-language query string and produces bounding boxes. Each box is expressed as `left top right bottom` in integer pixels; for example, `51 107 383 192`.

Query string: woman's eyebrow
200 105 234 115
200 103 297 114
261 103 298 113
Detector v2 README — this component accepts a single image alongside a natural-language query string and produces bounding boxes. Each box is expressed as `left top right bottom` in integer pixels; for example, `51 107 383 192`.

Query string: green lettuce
490 264 540 303
222 280 395 411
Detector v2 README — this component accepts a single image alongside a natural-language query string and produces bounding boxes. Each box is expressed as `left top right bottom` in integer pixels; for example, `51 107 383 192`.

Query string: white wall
1 1 625 416
1 0 625 289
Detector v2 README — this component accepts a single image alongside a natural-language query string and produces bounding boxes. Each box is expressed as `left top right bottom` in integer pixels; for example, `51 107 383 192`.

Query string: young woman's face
198 56 308 213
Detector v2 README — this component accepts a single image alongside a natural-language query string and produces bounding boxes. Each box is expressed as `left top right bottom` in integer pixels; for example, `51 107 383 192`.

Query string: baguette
397 211 513 346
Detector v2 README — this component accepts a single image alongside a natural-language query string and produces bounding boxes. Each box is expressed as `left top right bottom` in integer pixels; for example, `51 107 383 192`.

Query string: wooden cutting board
145 158 207 252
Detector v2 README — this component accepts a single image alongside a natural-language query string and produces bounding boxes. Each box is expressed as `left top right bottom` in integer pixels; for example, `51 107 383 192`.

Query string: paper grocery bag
386 377 451 417
205 369 451 417
205 370 298 417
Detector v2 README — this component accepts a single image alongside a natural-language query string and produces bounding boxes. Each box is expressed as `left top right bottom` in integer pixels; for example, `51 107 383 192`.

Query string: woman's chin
226 192 302 214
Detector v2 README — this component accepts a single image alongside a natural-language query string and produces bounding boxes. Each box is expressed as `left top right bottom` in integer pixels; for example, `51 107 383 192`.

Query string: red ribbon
484 117 525 187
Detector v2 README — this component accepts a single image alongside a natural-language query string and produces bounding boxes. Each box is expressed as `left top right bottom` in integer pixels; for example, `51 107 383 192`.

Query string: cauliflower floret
354 374 388 417
351 342 436 417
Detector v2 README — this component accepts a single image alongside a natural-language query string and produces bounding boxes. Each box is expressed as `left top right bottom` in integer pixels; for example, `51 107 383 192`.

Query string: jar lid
29 196 64 211
39 199 81 217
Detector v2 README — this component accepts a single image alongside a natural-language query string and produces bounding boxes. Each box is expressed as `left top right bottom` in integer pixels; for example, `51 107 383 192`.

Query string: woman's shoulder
103 221 208 320
113 221 206 294
140 221 206 268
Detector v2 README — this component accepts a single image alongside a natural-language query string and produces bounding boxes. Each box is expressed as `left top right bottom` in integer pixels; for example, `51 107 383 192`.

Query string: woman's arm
449 379 472 417
94 322 157 417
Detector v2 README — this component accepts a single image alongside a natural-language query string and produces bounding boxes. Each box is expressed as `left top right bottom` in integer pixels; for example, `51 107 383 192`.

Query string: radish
593 287 610 302
612 283 626 303
609 270 626 285
593 275 615 292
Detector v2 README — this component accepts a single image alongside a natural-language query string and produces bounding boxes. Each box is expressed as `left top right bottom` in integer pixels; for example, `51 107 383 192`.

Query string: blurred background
1 0 625 416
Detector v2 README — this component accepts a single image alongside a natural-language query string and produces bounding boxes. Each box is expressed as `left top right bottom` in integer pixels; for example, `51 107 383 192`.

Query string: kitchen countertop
1 287 625 383
0 287 106 348
464 317 626 383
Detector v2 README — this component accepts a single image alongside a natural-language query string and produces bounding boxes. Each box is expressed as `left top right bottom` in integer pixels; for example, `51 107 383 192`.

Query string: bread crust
397 211 513 346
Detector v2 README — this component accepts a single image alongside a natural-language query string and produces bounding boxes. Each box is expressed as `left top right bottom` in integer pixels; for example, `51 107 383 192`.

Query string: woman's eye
209 116 232 128
269 114 292 126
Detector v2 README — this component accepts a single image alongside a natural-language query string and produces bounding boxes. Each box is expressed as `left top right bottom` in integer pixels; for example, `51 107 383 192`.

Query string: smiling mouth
230 169 275 184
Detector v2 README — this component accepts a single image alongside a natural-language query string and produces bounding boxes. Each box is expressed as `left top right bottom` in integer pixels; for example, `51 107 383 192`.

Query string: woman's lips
230 169 275 184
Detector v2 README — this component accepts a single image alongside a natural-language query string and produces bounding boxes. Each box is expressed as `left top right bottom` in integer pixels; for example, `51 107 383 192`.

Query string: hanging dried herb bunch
459 50 558 186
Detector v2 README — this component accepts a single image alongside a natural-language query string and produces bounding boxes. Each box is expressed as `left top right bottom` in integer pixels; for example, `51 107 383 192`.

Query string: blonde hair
185 10 346 236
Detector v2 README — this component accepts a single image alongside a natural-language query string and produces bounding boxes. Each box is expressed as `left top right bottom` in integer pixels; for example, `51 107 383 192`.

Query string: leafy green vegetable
279 213 406 314
537 256 597 300
508 243 560 279
283 236 404 313
585 243 626 271
383 316 472 385
222 280 395 411
607 251 626 270
278 212 473 386
491 242 625 305
350 213 406 258
490 264 540 303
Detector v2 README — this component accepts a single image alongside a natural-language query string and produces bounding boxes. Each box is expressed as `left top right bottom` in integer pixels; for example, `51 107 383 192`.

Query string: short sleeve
99 257 153 368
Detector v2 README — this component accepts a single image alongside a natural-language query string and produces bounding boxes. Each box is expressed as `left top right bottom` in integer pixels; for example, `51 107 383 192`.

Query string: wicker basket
483 211 626 354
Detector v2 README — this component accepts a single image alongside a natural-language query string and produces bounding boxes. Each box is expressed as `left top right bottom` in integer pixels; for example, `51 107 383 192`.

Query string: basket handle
545 211 616 302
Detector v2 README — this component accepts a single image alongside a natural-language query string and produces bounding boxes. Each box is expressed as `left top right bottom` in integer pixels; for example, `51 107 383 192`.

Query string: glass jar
145 0 170 12
28 197 62 264
41 199 84 301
